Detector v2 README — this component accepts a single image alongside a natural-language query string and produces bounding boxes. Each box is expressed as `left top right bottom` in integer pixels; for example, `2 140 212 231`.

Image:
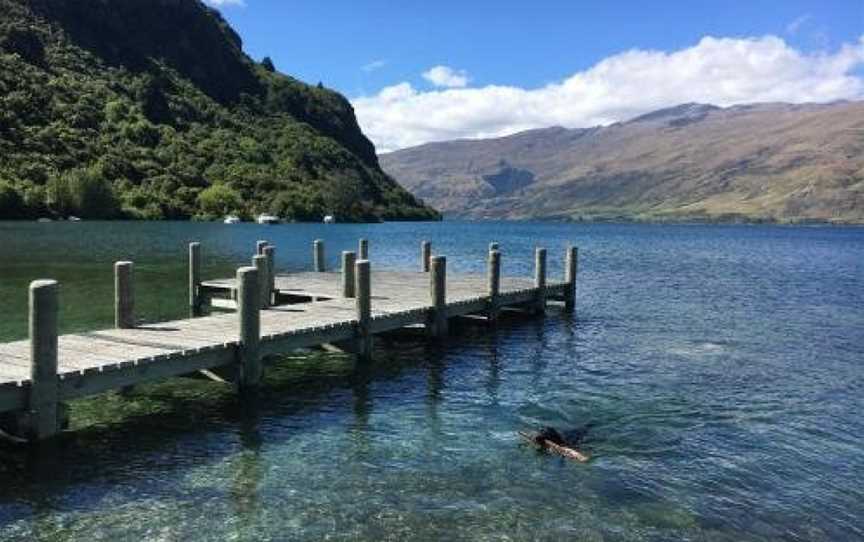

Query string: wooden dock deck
0 239 578 442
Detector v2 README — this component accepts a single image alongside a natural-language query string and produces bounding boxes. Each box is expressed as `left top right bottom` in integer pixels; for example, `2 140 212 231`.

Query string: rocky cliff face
380 101 864 223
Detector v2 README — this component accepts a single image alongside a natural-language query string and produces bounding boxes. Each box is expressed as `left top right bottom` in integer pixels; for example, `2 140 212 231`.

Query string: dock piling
421 241 432 272
314 239 325 272
564 246 578 313
236 267 261 391
256 240 268 256
28 279 60 440
342 251 357 298
487 250 501 321
114 261 135 329
489 242 499 252
358 238 369 260
355 259 373 360
263 245 276 304
533 248 547 314
429 255 448 337
189 242 201 317
253 254 269 309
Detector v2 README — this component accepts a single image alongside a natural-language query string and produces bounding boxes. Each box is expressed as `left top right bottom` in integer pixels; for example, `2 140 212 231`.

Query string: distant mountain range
380 101 864 223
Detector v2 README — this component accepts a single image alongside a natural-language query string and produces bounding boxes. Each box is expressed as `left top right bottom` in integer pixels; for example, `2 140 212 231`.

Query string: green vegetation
0 0 439 222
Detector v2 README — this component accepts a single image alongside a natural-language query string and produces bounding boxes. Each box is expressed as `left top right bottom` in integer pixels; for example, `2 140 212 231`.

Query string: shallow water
0 221 862 541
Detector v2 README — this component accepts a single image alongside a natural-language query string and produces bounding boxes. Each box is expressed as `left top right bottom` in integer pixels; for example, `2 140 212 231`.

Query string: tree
46 167 119 218
0 182 26 219
323 170 363 219
261 57 275 72
197 184 242 218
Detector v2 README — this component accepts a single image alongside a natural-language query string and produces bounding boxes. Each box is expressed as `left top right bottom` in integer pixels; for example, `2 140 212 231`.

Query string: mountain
379 101 864 223
0 0 438 221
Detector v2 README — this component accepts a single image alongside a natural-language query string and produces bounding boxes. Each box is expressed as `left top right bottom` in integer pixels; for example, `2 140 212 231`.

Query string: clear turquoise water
0 221 862 541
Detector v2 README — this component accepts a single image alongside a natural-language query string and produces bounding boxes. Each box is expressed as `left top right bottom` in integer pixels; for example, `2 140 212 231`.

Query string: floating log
518 431 590 463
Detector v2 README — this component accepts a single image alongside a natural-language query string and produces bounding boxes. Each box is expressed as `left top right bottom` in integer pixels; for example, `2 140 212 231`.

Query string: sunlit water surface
0 221 862 541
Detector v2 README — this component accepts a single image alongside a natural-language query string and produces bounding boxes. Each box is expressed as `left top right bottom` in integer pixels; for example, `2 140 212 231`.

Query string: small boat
256 214 280 225
323 215 335 224
223 215 241 224
68 216 82 222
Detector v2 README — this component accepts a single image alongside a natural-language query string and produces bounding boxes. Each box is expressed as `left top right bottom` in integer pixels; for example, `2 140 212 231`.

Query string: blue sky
208 0 864 151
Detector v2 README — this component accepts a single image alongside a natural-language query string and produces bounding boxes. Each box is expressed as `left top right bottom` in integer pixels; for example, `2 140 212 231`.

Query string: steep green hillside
381 102 864 224
0 0 438 221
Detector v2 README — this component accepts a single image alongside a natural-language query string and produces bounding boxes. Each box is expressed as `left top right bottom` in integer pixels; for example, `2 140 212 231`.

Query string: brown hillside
380 101 864 223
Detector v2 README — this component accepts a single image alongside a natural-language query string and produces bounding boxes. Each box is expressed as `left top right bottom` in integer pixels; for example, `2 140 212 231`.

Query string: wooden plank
59 348 236 401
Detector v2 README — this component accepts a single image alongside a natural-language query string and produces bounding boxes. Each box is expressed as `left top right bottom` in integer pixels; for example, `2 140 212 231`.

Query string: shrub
0 181 26 219
197 183 242 218
46 167 119 218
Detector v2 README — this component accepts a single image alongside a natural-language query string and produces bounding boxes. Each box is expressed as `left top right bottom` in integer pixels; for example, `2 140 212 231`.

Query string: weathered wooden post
114 261 135 329
355 259 373 360
314 239 325 272
421 241 432 272
28 279 59 440
358 238 369 260
564 246 578 313
263 245 276 305
256 240 268 256
429 255 448 337
253 254 269 309
189 242 202 317
342 251 357 298
487 249 501 321
533 247 547 314
236 266 261 391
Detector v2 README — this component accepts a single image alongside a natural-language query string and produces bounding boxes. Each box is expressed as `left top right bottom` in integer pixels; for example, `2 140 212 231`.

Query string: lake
0 221 862 541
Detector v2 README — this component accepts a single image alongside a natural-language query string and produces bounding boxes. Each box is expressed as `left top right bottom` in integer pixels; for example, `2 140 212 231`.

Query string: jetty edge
0 239 579 443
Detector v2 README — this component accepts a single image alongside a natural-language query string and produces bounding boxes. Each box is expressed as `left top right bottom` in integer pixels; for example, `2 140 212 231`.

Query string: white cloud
204 0 245 7
362 59 387 73
353 35 864 153
422 65 470 88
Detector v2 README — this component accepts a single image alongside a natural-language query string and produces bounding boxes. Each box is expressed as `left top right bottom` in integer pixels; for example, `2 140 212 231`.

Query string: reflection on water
0 221 862 540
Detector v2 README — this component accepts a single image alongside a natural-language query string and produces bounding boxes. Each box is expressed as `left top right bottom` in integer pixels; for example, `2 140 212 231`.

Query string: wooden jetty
0 239 578 442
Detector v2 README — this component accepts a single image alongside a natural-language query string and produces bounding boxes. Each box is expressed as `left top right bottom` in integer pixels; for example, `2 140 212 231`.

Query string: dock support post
342 251 357 298
487 249 501 321
314 239 325 272
236 267 261 391
533 247 547 314
253 254 269 309
564 246 578 313
256 240 268 256
355 259 373 360
28 280 60 441
189 242 202 317
263 245 276 304
429 255 448 337
421 241 431 272
358 238 369 260
114 261 135 329
489 242 499 252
